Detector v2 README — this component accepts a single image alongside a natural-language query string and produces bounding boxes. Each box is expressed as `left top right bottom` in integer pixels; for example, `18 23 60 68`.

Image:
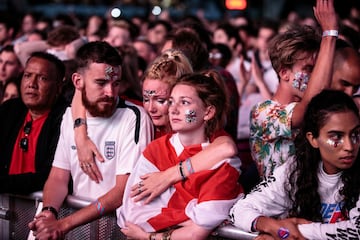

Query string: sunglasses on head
20 121 32 152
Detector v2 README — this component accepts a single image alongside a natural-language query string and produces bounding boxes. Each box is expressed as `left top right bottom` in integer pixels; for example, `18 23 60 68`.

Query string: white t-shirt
52 101 153 200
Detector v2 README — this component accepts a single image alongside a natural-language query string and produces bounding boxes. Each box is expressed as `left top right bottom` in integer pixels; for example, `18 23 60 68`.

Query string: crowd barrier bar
0 192 258 240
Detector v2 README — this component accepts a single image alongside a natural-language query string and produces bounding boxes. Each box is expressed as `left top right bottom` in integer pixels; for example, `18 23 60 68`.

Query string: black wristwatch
74 118 86 129
41 206 58 219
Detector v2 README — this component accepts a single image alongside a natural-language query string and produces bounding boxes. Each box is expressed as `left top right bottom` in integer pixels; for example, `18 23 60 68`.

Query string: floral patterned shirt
249 100 298 177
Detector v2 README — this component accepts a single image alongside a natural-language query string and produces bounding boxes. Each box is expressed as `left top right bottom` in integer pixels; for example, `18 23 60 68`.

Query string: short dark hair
47 25 80 47
75 41 122 71
27 51 65 83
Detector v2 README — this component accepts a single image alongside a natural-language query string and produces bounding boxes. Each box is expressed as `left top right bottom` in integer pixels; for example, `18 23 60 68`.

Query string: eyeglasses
20 121 32 152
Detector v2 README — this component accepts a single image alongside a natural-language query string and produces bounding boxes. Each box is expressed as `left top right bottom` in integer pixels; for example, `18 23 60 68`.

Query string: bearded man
28 41 153 239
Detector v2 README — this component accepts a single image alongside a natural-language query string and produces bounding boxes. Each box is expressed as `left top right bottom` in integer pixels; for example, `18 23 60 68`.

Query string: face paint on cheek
292 72 310 92
185 109 197 123
105 66 120 81
326 138 343 148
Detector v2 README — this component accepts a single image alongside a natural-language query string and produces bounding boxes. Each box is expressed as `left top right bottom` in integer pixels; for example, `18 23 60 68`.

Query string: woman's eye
157 99 167 105
329 133 342 141
351 131 360 144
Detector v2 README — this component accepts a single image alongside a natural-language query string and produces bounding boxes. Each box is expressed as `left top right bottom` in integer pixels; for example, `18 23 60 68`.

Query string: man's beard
82 88 117 118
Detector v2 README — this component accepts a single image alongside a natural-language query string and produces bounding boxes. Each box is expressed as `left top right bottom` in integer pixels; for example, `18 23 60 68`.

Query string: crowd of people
0 0 360 239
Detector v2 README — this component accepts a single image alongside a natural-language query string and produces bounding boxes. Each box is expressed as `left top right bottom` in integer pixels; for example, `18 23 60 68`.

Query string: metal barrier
0 192 258 240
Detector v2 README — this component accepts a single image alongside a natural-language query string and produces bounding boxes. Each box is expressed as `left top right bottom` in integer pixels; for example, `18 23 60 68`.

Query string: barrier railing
0 192 258 240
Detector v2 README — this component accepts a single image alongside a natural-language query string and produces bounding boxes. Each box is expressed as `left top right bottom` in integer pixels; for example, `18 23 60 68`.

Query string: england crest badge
104 141 115 160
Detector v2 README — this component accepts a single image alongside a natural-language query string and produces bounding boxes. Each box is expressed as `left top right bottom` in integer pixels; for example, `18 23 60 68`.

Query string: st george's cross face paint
104 65 120 81
185 109 197 123
292 71 310 92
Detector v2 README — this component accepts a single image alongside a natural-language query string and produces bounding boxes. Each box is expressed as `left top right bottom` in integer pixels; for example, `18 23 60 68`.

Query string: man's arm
32 174 128 239
42 167 71 215
71 88 104 183
57 174 129 234
28 167 70 235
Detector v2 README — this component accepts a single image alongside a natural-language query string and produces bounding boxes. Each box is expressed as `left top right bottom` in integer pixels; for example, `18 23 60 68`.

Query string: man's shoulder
115 99 149 120
117 99 146 112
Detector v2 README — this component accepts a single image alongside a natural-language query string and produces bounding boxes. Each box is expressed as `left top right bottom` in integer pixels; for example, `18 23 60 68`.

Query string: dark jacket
0 97 68 194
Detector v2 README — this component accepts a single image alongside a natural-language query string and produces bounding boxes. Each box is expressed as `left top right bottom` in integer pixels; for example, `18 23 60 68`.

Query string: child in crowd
231 90 360 239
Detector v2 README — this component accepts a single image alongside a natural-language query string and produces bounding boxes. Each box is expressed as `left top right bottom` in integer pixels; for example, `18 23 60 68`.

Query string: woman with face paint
142 49 193 138
231 90 360 240
119 72 243 240
250 0 338 177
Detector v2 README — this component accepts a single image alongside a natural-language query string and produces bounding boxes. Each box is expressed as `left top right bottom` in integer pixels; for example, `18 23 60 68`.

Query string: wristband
94 199 105 216
41 206 58 219
277 227 290 239
322 30 338 38
179 161 186 181
185 158 195 175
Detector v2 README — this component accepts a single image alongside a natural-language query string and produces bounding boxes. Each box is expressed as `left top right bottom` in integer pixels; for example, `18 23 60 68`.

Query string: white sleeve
298 196 360 240
52 108 71 170
229 162 292 232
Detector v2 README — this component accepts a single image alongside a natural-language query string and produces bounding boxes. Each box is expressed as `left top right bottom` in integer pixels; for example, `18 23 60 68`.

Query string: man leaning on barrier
28 41 153 239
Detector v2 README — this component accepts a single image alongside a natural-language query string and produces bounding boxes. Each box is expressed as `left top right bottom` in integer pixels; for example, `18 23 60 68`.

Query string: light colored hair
269 25 320 75
142 49 193 87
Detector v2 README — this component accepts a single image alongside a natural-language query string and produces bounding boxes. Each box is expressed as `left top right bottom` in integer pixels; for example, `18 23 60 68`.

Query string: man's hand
31 217 66 240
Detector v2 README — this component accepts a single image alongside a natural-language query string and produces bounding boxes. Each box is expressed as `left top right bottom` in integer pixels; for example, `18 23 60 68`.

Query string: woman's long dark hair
287 90 360 221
